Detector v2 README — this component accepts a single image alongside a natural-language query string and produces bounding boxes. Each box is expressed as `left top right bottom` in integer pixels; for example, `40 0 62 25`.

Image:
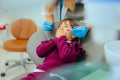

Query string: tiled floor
0 46 36 80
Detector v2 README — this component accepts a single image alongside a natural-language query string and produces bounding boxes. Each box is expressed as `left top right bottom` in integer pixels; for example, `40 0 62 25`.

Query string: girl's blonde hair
45 0 76 13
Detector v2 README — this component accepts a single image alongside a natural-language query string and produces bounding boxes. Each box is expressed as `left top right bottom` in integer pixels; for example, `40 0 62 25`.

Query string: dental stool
0 18 37 77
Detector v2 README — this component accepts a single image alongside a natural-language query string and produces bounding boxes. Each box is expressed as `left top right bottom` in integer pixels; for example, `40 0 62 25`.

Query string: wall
83 0 120 44
0 0 48 26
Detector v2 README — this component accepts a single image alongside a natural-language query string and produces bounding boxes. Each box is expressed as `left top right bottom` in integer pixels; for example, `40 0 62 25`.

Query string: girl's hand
55 29 65 38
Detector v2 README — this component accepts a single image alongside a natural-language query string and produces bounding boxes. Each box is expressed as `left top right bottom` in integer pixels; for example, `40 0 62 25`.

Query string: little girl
21 18 88 80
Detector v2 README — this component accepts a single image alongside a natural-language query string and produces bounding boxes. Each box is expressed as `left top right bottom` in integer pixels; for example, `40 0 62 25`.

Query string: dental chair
26 2 104 66
0 18 37 77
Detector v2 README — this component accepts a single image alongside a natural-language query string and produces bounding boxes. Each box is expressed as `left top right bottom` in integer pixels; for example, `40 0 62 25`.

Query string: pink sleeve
36 39 56 58
55 36 85 62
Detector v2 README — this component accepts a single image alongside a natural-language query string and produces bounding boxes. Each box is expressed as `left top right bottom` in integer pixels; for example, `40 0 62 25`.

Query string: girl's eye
65 26 69 28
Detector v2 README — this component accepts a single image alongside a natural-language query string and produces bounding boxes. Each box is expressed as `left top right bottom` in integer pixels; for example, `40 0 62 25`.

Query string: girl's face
55 20 75 41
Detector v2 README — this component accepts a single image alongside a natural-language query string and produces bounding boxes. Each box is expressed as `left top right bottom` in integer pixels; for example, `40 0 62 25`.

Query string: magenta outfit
21 36 85 80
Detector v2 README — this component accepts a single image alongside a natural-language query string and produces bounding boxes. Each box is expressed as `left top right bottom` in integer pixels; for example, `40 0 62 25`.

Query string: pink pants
20 71 46 80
